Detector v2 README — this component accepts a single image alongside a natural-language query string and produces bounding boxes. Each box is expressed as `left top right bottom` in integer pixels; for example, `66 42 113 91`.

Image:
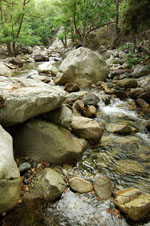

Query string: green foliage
123 0 150 34
125 52 139 67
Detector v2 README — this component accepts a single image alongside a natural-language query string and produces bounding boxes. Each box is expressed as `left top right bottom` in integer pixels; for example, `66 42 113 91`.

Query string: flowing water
1 61 150 226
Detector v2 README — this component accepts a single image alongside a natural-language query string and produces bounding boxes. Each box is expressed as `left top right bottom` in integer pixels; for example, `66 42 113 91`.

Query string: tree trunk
112 0 120 48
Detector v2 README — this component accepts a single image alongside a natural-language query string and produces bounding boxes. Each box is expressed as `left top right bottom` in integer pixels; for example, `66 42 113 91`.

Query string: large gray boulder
0 77 66 126
54 47 108 88
133 65 150 78
0 62 13 77
14 120 87 164
0 125 22 214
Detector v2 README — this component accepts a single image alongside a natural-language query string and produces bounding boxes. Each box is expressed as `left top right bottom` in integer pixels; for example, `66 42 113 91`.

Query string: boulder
69 177 93 193
0 125 22 214
136 98 149 109
72 100 85 115
115 160 145 175
114 188 150 221
44 104 72 129
71 116 103 144
34 54 49 62
9 58 23 67
106 123 133 135
54 47 109 88
14 120 87 164
82 105 96 118
0 62 12 77
94 175 113 200
82 94 100 106
133 65 150 78
35 168 66 201
37 62 58 75
64 83 80 93
0 77 66 126
116 78 137 88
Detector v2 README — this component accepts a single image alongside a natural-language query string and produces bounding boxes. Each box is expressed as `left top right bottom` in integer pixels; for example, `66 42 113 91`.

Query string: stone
106 123 133 135
71 116 103 144
82 105 96 118
82 93 100 106
54 47 109 88
146 120 150 132
44 104 72 129
37 62 58 75
94 175 113 200
19 162 31 174
0 62 12 77
115 160 145 175
0 125 22 214
136 98 149 109
114 187 150 221
133 65 150 78
69 177 93 193
9 58 23 67
116 78 138 88
0 77 66 125
72 100 85 115
64 83 80 93
14 120 87 164
34 54 49 62
35 168 66 201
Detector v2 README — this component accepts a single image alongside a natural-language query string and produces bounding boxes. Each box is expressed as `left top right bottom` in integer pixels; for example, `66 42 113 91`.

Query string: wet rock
34 54 49 62
93 175 113 200
113 91 128 100
72 100 85 115
114 187 150 221
9 58 23 67
19 162 31 173
64 83 80 93
129 88 144 99
146 121 150 132
54 47 109 88
14 120 87 164
0 62 12 77
0 125 22 214
71 116 103 144
116 78 137 88
82 93 100 106
82 105 96 118
138 90 150 103
44 104 72 129
136 98 149 109
133 65 150 78
69 177 93 193
106 123 133 135
35 168 66 201
115 160 145 175
0 77 66 126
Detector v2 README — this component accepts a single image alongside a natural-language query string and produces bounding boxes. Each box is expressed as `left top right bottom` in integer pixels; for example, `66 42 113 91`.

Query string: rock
116 78 137 88
19 162 31 174
115 160 145 174
136 98 149 109
71 116 103 144
82 94 100 106
14 120 87 164
35 168 66 201
114 187 150 221
34 54 49 62
72 100 85 115
146 121 150 132
0 77 66 125
133 65 150 78
37 62 58 74
94 175 113 200
69 177 93 193
82 105 96 118
138 90 150 103
0 62 13 77
106 123 133 135
9 58 23 67
64 83 80 93
54 47 109 88
44 104 72 129
0 125 22 214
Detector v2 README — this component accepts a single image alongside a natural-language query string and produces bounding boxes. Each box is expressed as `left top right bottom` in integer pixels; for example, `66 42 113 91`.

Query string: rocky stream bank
0 40 150 226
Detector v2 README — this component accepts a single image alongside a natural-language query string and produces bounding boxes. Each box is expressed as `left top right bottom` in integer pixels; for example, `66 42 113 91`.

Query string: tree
0 0 31 56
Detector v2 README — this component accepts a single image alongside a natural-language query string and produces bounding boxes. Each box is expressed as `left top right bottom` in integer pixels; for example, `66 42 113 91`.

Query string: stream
1 58 150 226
